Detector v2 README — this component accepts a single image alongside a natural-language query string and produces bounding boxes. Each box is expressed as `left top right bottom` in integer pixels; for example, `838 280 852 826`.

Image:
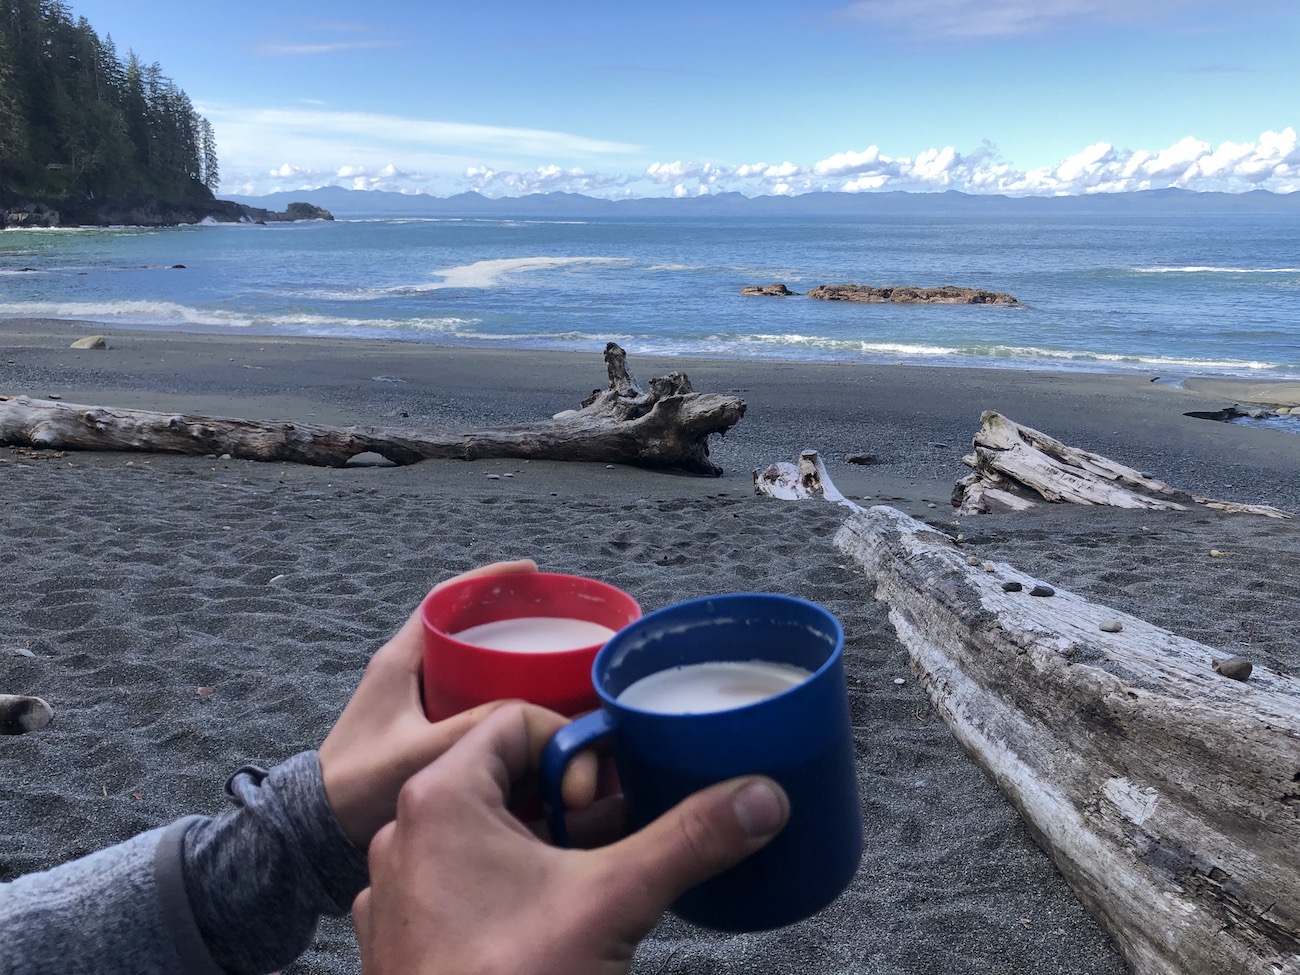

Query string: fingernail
732 780 786 837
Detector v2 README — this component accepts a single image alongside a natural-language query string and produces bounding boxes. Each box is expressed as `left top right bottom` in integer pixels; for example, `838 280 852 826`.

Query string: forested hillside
0 0 217 204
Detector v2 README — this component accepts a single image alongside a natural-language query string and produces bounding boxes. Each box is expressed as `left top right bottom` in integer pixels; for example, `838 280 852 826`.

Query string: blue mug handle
542 709 615 847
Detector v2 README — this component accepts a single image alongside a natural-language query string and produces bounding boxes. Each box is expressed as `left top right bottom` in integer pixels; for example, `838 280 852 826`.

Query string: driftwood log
752 449 861 510
836 505 1300 975
954 411 1289 518
0 344 745 476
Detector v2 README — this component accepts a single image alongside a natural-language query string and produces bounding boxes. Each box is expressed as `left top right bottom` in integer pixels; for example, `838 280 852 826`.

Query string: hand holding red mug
317 559 548 849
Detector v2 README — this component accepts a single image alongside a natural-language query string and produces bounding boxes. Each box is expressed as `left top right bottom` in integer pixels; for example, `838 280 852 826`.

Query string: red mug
419 571 642 721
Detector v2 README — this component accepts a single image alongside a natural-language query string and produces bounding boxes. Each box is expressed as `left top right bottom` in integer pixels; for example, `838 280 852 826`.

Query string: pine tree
0 2 218 203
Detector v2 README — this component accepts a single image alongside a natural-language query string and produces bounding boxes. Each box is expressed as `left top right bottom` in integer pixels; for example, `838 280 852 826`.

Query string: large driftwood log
955 411 1289 518
835 505 1300 975
0 344 745 476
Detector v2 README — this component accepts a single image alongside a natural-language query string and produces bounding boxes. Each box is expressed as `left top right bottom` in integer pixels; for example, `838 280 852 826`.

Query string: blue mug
542 593 863 932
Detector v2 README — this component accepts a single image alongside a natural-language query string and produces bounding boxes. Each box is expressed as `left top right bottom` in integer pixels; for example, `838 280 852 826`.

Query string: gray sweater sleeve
0 750 369 975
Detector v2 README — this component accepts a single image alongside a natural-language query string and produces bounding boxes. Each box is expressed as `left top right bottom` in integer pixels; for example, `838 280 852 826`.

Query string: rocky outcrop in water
807 284 1019 305
741 283 799 296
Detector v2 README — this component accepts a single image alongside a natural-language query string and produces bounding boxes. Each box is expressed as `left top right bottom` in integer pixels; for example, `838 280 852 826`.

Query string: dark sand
3 319 1298 974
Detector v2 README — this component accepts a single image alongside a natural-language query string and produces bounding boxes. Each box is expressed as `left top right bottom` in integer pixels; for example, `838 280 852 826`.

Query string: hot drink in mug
420 572 640 721
543 592 863 932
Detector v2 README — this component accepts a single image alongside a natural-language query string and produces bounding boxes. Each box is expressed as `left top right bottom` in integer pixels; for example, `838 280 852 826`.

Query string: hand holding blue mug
542 592 863 932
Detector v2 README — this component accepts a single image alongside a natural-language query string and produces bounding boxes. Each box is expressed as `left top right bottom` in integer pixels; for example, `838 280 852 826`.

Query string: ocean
2 205 1298 381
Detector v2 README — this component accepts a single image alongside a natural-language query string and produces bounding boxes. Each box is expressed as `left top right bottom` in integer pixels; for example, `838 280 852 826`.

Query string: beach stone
845 453 880 465
0 695 53 735
1100 620 1124 633
1002 581 1023 592
1030 584 1056 597
1211 656 1253 681
70 335 108 350
8 647 36 658
965 555 981 566
486 474 501 480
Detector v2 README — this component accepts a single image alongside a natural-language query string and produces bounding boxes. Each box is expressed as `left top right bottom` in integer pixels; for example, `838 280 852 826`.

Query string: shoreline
4 311 1300 388
4 315 1300 973
5 316 1300 513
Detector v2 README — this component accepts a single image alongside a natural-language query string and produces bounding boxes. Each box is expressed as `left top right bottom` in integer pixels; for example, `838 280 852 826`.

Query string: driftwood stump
0 344 745 476
954 411 1289 518
751 449 861 510
836 505 1300 975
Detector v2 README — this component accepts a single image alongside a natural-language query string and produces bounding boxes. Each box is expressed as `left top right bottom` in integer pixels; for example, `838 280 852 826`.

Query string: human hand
318 559 540 849
352 702 789 975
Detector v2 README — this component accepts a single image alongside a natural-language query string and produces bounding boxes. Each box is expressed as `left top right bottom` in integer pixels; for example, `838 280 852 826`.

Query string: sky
64 0 1300 199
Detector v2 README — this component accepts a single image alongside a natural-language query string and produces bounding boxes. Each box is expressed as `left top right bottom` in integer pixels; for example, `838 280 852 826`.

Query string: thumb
351 886 372 937
607 776 788 923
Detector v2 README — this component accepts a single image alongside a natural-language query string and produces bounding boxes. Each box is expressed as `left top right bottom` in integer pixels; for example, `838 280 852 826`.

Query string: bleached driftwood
752 449 864 511
954 411 1289 518
0 344 745 476
835 505 1300 975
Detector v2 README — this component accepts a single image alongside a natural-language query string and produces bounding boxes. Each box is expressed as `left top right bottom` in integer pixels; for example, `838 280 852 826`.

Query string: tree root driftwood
954 411 1289 518
836 504 1300 975
0 343 745 476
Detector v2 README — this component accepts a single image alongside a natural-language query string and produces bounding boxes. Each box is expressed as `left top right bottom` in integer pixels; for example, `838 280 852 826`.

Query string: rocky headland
2 196 333 229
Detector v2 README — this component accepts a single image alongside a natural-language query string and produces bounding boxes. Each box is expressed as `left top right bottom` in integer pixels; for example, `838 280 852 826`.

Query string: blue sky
66 0 1299 198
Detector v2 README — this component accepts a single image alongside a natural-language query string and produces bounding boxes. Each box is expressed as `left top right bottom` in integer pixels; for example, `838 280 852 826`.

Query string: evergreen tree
0 0 218 202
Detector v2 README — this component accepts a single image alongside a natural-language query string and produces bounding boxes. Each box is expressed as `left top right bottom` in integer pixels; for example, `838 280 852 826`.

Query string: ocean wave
0 300 477 334
681 332 1292 375
1133 265 1300 274
341 216 466 224
396 256 631 292
736 333 960 356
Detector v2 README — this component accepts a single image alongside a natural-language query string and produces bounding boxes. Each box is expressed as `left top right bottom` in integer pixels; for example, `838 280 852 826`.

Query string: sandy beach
3 318 1299 974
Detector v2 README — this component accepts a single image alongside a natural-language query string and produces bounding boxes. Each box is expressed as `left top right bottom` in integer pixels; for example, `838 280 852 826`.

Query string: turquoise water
2 208 1298 379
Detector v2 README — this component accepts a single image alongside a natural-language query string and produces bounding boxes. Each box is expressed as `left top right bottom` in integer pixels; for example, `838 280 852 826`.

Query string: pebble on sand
1002 581 1023 592
1100 620 1124 633
1030 584 1056 597
0 695 53 735
1211 656 1253 682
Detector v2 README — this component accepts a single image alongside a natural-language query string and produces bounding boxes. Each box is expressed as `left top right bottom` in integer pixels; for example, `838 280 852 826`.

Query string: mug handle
541 709 615 847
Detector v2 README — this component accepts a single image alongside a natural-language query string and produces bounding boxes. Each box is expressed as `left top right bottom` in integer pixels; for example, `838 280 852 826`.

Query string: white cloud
255 40 400 56
838 0 1223 38
218 124 1300 199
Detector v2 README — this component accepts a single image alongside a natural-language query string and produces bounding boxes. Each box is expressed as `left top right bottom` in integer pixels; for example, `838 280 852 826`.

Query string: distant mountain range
223 186 1299 218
